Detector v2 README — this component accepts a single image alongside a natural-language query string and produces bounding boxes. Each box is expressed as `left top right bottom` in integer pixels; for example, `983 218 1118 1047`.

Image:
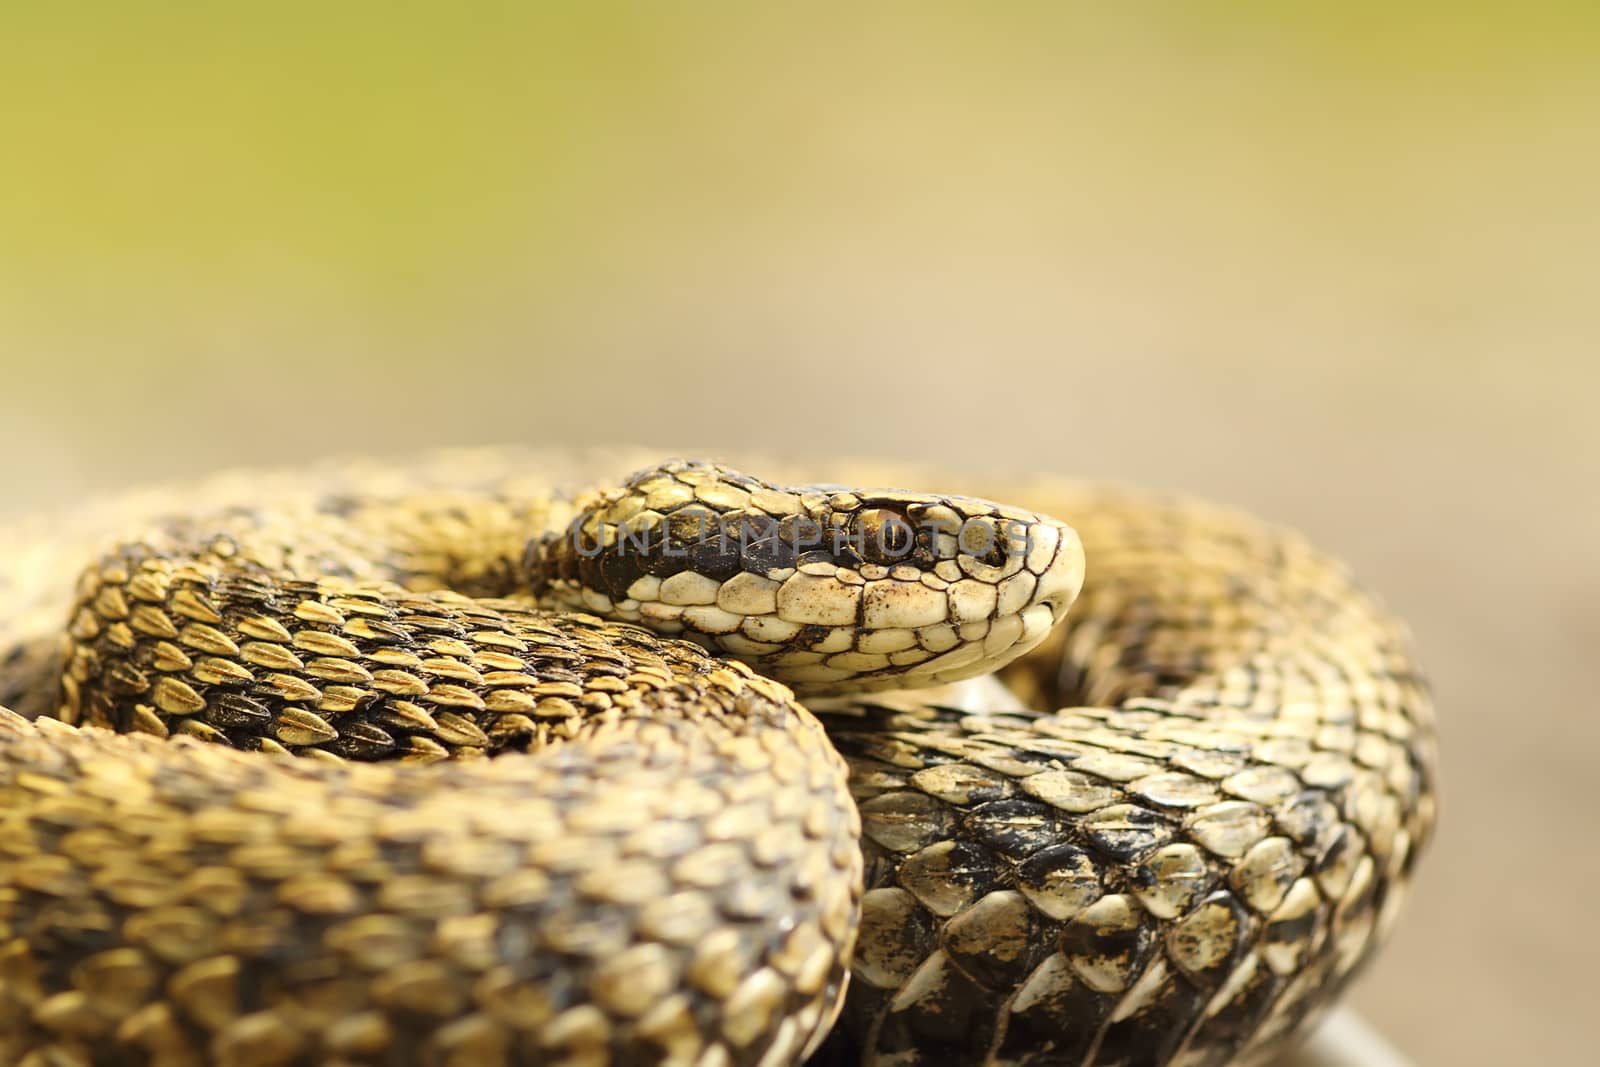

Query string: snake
0 447 1437 1067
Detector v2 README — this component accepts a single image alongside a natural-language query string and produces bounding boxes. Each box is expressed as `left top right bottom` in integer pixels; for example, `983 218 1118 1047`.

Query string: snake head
526 460 1084 694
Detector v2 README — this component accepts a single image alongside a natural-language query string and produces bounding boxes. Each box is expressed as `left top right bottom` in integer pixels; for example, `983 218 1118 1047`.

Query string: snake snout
1032 516 1087 616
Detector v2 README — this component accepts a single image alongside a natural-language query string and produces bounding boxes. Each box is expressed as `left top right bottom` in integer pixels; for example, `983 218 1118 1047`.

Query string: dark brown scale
204 691 274 729
962 799 1065 860
1094 979 1212 1067
1082 806 1175 863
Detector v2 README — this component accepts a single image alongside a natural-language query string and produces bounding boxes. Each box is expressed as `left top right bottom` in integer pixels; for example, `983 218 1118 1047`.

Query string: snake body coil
0 449 1437 1067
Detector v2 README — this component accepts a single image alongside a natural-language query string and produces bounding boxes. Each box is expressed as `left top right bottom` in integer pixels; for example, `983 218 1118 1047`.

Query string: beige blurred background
2 5 1595 1064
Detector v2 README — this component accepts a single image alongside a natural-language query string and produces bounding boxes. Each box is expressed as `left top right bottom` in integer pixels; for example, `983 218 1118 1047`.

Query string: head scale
526 460 1084 694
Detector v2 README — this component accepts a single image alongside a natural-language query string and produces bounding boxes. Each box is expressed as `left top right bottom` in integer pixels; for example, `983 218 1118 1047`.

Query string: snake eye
959 519 1011 568
854 508 916 565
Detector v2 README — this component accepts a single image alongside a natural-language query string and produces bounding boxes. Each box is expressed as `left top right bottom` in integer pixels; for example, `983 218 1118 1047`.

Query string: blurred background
2 4 1595 1063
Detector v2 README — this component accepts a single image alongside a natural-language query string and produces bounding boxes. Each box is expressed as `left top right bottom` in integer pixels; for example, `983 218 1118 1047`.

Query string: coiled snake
0 448 1437 1067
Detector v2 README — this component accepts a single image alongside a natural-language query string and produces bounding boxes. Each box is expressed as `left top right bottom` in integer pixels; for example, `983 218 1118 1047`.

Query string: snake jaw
524 460 1087 695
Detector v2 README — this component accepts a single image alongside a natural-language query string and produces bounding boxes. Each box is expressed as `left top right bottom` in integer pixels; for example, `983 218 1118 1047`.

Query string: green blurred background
2 5 1595 1063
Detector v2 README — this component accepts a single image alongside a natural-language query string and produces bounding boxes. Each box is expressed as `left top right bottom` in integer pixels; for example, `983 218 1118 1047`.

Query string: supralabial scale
0 448 1437 1067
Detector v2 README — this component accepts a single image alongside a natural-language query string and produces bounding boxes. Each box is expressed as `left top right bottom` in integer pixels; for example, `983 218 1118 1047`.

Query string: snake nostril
1032 538 1086 613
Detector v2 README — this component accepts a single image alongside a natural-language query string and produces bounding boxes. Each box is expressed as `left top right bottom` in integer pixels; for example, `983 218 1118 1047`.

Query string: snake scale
0 447 1437 1067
